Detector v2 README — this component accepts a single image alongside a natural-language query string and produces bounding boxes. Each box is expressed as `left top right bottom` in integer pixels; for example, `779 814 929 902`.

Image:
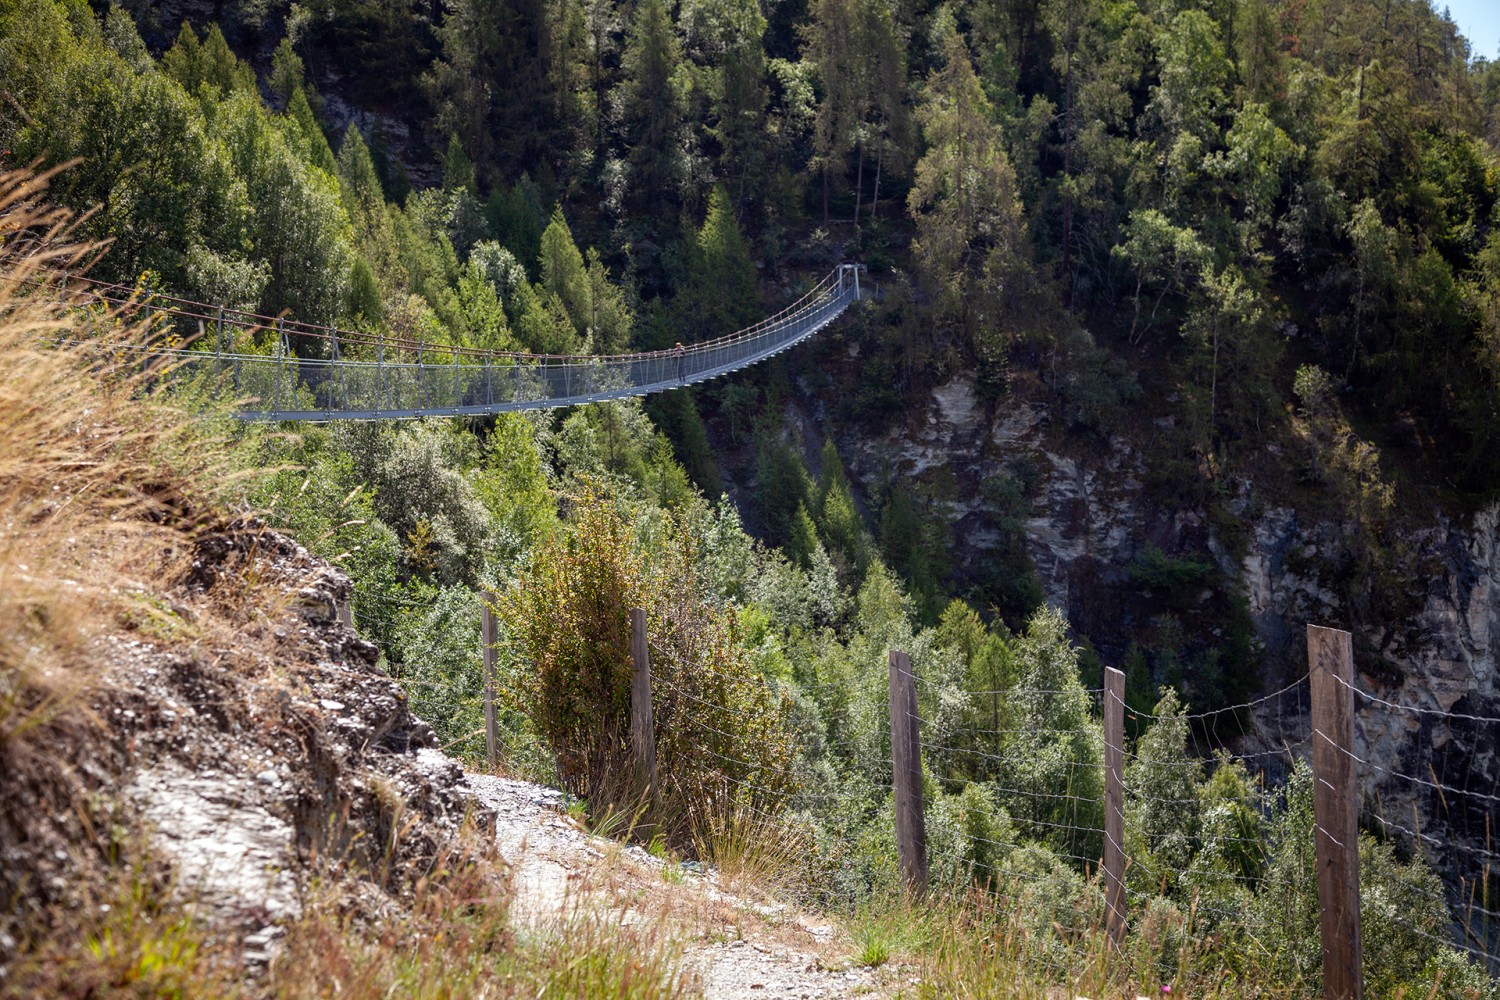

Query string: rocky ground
465 774 901 999
0 523 906 997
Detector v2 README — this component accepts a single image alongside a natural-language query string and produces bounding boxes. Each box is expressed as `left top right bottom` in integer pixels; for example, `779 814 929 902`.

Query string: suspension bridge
55 264 866 421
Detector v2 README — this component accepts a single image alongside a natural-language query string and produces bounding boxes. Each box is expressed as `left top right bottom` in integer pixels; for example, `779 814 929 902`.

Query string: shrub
497 488 798 842
995 608 1105 864
1250 760 1496 997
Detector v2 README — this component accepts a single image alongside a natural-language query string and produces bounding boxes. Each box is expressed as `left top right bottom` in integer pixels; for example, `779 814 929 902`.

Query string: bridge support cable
43 264 867 421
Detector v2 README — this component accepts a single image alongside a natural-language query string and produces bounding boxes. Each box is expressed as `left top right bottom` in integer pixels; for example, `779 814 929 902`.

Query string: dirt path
463 774 903 999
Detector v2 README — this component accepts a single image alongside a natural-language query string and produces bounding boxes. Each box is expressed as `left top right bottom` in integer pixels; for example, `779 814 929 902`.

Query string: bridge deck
66 264 864 421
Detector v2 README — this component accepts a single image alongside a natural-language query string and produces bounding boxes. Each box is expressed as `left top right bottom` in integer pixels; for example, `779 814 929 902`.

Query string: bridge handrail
32 264 861 365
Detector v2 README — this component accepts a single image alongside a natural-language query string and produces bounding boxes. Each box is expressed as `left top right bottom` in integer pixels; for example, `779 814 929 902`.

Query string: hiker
674 342 686 384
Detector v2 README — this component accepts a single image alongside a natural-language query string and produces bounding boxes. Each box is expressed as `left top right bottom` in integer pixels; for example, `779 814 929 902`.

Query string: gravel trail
463 773 900 999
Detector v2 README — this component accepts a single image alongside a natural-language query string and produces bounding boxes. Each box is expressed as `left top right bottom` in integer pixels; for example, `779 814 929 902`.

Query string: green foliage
249 433 402 628
472 413 557 563
496 490 642 795
285 86 336 174
1130 546 1217 609
646 390 720 495
390 584 487 758
162 22 257 98
1248 761 1496 997
997 608 1104 861
497 491 798 838
334 421 492 585
538 208 592 335
1123 688 1201 894
927 781 1016 893
681 185 759 338
442 133 476 192
907 20 1033 374
753 430 812 551
615 0 690 225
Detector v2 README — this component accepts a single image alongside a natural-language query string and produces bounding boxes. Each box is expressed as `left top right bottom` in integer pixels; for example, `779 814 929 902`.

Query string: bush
995 608 1105 864
1250 760 1496 997
497 488 798 843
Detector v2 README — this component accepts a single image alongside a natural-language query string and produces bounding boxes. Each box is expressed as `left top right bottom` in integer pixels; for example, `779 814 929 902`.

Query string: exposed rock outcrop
0 523 485 974
816 372 1498 875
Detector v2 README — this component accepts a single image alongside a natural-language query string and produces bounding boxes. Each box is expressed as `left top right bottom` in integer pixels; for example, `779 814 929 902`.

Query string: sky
1439 0 1500 62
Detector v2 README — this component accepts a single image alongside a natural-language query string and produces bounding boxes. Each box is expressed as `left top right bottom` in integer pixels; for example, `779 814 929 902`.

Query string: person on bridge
674 342 686 384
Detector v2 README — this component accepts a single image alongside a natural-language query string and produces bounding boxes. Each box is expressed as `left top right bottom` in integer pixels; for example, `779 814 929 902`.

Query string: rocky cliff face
806 372 1499 871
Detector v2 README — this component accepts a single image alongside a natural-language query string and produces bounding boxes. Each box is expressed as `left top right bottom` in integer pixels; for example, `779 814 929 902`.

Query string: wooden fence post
482 590 500 773
630 608 657 801
1102 665 1127 948
1307 624 1363 1000
888 649 928 895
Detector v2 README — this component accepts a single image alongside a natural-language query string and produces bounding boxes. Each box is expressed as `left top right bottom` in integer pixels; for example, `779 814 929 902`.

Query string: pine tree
908 24 1029 353
162 22 256 98
616 0 689 215
338 124 404 294
286 87 337 174
538 208 592 336
805 0 911 224
683 185 758 338
707 0 771 209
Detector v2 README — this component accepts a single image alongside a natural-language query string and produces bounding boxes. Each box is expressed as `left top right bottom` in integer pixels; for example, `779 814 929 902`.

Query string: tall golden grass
0 166 234 750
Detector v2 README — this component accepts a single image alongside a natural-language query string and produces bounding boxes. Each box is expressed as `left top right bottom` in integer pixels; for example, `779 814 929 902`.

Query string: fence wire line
1337 675 1500 728
358 591 1500 976
1126 674 1312 723
1315 729 1500 810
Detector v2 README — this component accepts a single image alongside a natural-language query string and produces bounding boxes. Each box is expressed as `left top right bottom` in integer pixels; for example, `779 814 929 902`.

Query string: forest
4 0 1500 993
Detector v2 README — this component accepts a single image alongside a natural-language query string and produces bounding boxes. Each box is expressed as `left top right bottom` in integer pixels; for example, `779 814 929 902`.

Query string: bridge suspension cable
47 264 866 421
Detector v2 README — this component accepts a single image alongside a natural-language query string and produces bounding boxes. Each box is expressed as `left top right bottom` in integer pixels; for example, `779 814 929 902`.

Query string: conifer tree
338 124 404 294
270 37 305 103
286 87 337 174
908 23 1029 355
805 0 910 224
538 208 592 336
683 185 758 338
616 0 689 215
162 22 256 98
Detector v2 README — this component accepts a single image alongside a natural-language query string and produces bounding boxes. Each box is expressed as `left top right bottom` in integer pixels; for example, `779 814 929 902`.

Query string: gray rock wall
823 373 1498 876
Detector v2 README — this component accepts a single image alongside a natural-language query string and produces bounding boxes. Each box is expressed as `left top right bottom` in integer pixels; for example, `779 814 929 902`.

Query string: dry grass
5 855 246 998
692 802 819 901
5 818 697 1000
841 886 1311 1000
0 166 236 752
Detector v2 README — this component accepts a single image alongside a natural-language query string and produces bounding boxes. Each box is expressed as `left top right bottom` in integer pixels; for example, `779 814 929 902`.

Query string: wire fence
35 265 866 420
1331 674 1500 972
351 585 1500 990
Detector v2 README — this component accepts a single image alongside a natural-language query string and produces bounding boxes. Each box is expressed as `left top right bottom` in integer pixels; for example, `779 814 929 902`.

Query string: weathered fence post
630 609 657 800
1307 624 1363 1000
888 649 928 895
481 590 500 773
1103 665 1127 948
